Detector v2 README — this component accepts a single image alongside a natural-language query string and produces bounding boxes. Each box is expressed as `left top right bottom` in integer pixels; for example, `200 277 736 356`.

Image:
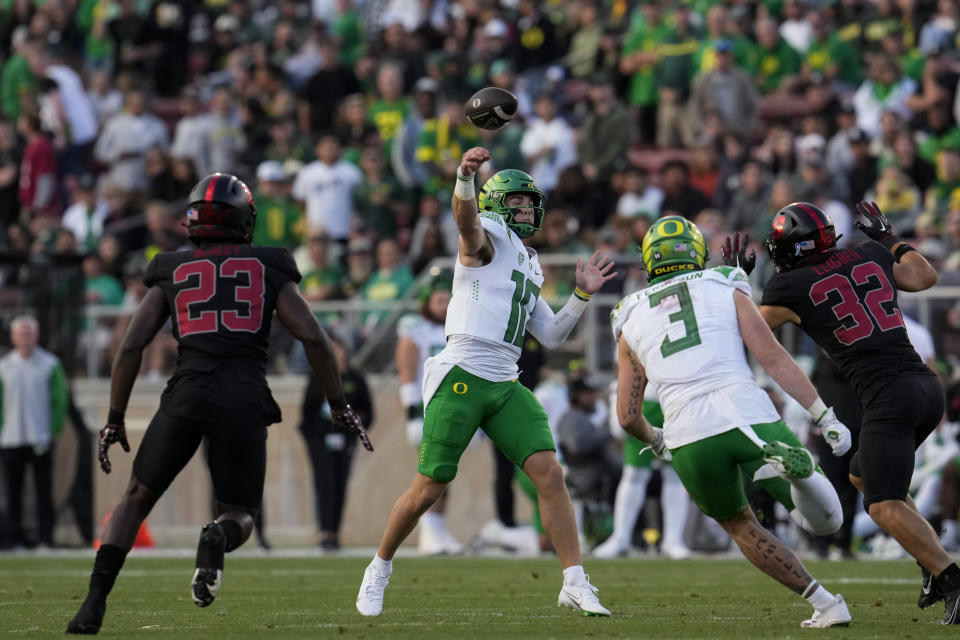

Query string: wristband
454 168 475 201
805 398 828 423
574 287 593 302
107 408 125 425
399 381 420 408
328 395 348 412
406 405 422 420
894 243 916 263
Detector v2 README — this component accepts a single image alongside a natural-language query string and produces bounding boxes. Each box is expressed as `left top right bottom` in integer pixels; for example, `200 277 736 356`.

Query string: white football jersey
611 266 781 448
397 313 447 389
442 214 545 370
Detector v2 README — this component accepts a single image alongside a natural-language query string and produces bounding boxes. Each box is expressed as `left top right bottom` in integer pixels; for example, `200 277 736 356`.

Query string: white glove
644 427 672 462
817 407 852 457
406 418 424 447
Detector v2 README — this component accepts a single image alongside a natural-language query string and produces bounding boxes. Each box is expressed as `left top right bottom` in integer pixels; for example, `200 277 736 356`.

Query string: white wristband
805 397 828 422
399 382 420 408
454 169 475 201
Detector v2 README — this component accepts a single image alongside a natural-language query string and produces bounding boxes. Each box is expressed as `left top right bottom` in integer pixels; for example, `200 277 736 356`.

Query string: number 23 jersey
144 244 301 427
612 267 780 447
760 241 929 405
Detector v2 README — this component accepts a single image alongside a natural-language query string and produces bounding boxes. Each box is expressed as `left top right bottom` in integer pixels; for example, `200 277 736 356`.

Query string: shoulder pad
610 291 643 341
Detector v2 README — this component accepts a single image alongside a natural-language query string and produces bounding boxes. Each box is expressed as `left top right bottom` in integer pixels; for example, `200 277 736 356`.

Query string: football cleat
761 441 814 480
192 522 226 607
592 536 628 559
938 570 960 624
65 597 106 634
558 575 611 617
356 563 391 616
800 594 851 628
918 562 940 609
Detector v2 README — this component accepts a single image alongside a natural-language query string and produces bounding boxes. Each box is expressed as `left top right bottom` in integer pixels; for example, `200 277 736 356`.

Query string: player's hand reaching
720 232 757 275
98 420 130 474
458 147 491 178
332 405 374 452
855 201 898 248
644 427 672 462
815 407 853 457
575 251 617 295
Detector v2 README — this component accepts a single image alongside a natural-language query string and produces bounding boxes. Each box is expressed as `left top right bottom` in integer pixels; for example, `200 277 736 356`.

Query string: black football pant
0 445 54 546
300 420 355 535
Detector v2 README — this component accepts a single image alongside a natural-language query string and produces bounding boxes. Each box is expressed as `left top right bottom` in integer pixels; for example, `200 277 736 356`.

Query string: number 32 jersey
761 241 929 404
612 266 780 448
144 244 301 427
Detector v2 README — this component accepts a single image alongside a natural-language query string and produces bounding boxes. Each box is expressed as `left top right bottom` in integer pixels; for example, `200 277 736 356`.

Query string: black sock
88 544 127 600
219 519 243 552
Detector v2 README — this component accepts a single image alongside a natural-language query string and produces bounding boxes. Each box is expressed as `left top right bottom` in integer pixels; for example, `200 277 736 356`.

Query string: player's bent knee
864 497 904 520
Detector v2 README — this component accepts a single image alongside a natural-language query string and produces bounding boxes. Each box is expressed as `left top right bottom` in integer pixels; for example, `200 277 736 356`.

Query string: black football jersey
761 241 931 404
144 244 301 427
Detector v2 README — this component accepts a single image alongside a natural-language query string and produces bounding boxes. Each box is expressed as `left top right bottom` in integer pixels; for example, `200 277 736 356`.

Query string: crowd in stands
2 0 960 369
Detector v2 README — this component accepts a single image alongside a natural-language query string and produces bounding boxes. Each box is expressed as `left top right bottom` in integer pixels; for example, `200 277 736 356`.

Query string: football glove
98 421 130 474
855 201 898 249
641 427 672 462
331 405 374 452
720 232 757 275
405 418 424 447
815 407 853 457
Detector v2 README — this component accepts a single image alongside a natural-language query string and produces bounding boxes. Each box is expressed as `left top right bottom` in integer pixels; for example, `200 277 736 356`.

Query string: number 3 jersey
144 244 301 427
760 240 929 404
612 266 780 448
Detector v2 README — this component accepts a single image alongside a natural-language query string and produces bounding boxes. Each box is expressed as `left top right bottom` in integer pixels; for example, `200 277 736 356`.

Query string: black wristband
328 395 348 412
880 234 899 250
894 243 916 263
406 405 421 420
107 408 125 425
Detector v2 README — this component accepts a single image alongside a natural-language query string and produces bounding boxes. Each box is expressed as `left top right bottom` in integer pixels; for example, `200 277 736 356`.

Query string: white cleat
437 529 465 555
592 537 628 559
800 594 851 628
558 576 611 617
662 544 692 560
356 563 391 617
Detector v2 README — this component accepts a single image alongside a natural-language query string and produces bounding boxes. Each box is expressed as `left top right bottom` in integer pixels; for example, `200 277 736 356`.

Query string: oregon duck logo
453 382 468 394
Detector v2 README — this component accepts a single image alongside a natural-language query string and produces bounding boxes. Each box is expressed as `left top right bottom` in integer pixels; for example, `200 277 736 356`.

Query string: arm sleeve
526 293 589 349
49 361 68 438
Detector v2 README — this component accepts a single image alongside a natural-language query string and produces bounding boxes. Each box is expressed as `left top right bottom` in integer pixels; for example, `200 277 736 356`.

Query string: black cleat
918 562 940 609
191 522 226 608
66 598 105 634
938 569 960 625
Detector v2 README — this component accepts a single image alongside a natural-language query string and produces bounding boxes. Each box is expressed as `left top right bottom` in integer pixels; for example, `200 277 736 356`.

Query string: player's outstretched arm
616 336 669 460
855 200 937 291
526 251 617 348
452 146 494 266
100 286 170 473
734 291 852 455
276 282 373 451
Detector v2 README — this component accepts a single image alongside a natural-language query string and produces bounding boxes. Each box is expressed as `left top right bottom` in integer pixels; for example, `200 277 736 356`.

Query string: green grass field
0 554 955 638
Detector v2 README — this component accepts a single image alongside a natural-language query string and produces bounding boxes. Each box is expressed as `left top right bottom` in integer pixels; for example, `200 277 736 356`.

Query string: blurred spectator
198 87 244 176
578 72 630 184
865 165 922 228
918 101 960 165
17 112 58 221
335 92 379 166
826 104 861 176
100 183 146 256
778 0 812 54
299 334 373 550
61 173 107 253
409 193 458 262
688 39 757 143
353 145 411 239
341 235 374 299
144 146 179 202
299 229 344 304
803 10 862 89
143 200 187 260
689 140 720 203
654 3 697 149
619 1 670 145
727 159 773 238
1 32 36 121
265 116 314 166
169 86 206 176
521 92 577 194
615 165 663 221
298 36 360 135
927 148 960 220
844 128 879 205
292 133 363 242
361 237 414 332
252 161 304 250
852 55 916 140
93 88 169 193
0 118 21 233
567 1 603 79
416 100 478 200
410 221 449 275
392 77 440 190
749 16 802 94
658 159 710 220
893 129 937 195
0 315 67 549
83 252 124 307
693 4 752 74
513 0 560 75
919 1 958 55
367 63 409 159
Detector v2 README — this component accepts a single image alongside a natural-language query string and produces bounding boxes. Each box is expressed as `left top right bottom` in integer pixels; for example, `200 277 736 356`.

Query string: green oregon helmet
641 216 709 281
478 169 545 238
418 267 453 305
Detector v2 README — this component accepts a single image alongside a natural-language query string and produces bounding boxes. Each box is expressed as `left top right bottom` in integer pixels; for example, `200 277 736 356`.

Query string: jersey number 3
649 281 701 357
174 258 266 337
808 261 903 346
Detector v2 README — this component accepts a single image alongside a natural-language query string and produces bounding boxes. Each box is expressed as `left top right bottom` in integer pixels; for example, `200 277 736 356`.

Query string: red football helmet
186 173 257 244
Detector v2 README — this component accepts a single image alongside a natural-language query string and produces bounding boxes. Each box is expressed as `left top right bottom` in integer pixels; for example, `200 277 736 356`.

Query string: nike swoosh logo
565 588 584 605
923 582 933 595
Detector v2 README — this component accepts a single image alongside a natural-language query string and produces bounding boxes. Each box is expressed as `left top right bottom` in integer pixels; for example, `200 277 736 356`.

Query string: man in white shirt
520 93 577 194
292 134 363 241
61 173 108 253
94 89 169 193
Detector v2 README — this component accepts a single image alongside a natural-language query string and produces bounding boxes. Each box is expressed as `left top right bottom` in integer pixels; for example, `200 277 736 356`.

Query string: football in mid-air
465 87 518 131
